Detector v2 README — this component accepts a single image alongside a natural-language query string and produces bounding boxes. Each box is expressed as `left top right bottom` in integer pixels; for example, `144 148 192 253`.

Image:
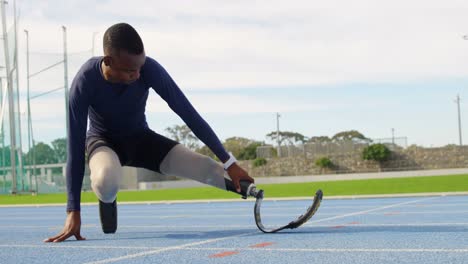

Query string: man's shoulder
141 56 166 86
75 57 101 82
143 56 162 71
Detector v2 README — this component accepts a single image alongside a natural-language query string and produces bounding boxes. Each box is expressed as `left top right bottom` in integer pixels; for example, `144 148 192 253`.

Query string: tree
51 138 67 163
362 144 391 162
238 142 262 160
252 157 267 167
27 142 57 164
308 136 332 144
332 130 371 143
315 156 333 173
315 156 333 168
195 145 217 160
195 137 262 161
223 137 252 157
165 124 200 150
223 137 262 159
0 145 11 167
266 131 307 146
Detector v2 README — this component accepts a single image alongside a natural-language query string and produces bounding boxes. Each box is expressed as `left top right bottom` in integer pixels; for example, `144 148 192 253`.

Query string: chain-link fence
257 137 408 158
1 9 96 194
0 1 28 194
1 163 91 193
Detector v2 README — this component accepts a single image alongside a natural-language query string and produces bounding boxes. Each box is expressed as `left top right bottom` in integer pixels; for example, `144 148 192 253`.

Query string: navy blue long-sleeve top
66 56 229 211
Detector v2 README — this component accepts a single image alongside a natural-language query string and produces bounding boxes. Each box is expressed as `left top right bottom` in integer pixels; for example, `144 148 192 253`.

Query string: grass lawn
1 174 468 205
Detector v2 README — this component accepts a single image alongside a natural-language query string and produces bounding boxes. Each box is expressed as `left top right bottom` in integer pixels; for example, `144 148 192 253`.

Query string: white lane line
82 231 256 264
2 202 466 216
4 202 466 216
376 210 468 215
0 244 160 250
115 205 380 213
1 192 467 208
4 222 468 230
6 208 465 223
120 222 468 228
8 209 468 221
309 196 439 224
1 244 467 253
1 213 339 220
186 247 468 253
402 203 468 207
314 222 468 227
157 215 192 219
303 222 468 228
0 224 98 230
2 203 467 218
8 206 465 218
0 225 62 229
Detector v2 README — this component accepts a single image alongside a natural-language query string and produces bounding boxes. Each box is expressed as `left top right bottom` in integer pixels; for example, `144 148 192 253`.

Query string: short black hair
103 23 144 55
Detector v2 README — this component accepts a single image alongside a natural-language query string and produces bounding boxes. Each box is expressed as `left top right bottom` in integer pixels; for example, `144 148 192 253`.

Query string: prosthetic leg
160 144 323 233
225 179 323 233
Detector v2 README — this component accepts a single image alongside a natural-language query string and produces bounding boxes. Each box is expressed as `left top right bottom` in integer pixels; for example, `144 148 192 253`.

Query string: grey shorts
86 129 179 173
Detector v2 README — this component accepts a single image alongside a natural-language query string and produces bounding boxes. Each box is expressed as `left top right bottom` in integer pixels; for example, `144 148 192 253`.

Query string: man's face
103 50 146 84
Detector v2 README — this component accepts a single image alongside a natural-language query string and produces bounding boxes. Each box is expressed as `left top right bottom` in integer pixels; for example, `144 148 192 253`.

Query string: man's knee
91 166 122 203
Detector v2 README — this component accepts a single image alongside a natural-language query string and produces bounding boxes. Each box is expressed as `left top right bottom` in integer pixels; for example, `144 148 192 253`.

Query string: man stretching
44 23 254 243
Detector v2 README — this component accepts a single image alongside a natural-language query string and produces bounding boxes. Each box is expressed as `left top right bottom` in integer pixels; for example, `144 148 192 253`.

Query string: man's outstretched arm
44 75 89 242
147 58 254 190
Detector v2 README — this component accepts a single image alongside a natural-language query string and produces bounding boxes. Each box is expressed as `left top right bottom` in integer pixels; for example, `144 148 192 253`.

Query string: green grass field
1 174 468 205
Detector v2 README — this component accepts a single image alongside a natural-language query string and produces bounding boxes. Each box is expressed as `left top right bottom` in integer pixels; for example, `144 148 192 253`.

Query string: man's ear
102 56 113 67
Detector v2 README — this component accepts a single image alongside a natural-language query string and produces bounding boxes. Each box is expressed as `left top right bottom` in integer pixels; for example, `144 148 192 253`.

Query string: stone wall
238 145 468 177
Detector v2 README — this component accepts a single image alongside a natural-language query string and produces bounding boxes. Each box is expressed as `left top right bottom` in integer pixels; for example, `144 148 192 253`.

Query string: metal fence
0 163 91 194
0 1 28 193
0 10 96 194
257 137 408 158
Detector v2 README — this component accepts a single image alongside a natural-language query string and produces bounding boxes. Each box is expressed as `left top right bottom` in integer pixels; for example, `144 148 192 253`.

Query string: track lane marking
82 231 256 264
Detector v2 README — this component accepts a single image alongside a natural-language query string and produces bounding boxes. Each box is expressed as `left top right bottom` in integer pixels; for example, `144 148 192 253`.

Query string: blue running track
1 195 467 263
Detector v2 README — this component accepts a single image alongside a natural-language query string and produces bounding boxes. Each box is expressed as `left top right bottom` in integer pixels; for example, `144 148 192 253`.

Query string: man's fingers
53 232 72 243
43 237 55 243
75 233 86 241
44 233 64 243
245 175 255 183
239 172 254 183
46 231 84 243
233 178 241 192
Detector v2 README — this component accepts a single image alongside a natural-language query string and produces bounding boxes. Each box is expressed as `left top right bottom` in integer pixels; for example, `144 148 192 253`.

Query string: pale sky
5 0 468 149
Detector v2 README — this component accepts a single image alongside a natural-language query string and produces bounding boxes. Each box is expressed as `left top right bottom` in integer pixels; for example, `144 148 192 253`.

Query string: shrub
238 142 262 160
315 156 333 168
252 157 267 167
270 147 278 158
362 143 391 162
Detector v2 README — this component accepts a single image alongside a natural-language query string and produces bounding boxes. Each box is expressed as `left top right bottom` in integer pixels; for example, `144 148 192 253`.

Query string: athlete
44 23 255 243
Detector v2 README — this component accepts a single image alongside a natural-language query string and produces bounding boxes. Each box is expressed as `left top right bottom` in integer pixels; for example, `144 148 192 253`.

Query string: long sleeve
144 58 230 162
66 75 90 211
